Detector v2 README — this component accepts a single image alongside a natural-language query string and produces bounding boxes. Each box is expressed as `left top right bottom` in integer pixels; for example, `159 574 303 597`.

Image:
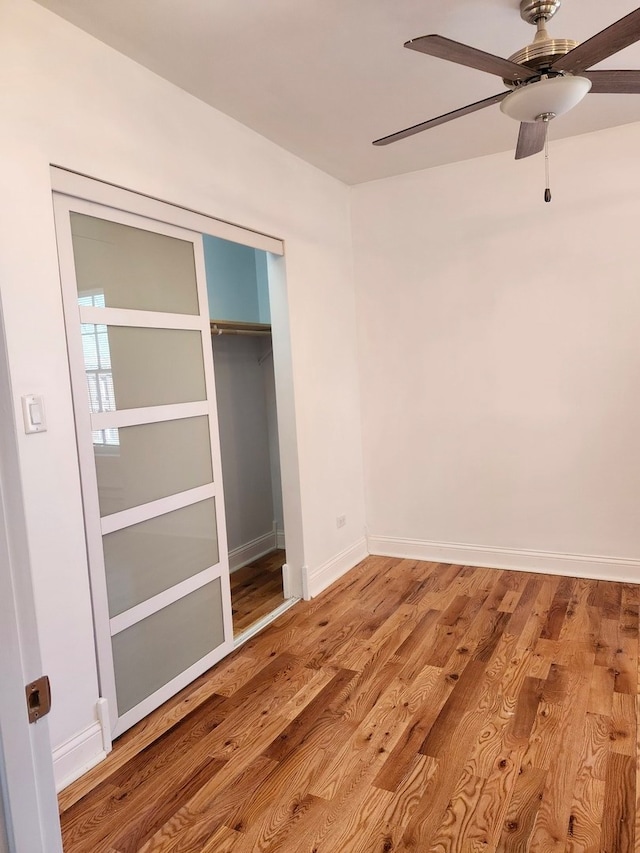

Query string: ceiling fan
374 0 640 190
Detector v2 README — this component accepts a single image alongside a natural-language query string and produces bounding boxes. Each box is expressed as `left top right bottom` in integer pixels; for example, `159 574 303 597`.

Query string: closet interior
203 235 287 637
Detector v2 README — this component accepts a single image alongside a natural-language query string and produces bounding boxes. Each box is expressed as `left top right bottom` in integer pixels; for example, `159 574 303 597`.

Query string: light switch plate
21 394 47 434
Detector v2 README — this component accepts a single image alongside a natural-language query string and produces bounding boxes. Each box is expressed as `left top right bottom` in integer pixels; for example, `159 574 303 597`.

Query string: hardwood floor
59 556 639 852
230 549 285 636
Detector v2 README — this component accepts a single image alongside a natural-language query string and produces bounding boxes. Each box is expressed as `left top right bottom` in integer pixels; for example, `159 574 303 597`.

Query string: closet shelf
210 319 272 337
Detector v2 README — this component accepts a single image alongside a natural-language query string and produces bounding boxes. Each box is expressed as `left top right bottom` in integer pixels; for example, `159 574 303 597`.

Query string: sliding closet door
54 197 233 737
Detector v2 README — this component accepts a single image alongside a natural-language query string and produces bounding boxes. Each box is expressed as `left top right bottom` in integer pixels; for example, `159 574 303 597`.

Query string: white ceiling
34 0 640 184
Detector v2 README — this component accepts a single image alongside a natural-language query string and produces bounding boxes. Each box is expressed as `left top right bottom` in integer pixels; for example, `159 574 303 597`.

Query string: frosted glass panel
71 213 199 314
82 324 205 411
94 417 213 516
112 579 224 714
104 498 219 617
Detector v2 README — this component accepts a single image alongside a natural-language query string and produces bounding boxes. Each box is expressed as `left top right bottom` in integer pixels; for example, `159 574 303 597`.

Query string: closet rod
211 327 271 337
210 319 272 337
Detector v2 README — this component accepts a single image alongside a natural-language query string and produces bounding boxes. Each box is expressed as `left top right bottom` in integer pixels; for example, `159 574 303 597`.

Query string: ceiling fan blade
405 35 536 82
583 69 640 93
372 91 509 146
553 8 640 73
515 122 546 160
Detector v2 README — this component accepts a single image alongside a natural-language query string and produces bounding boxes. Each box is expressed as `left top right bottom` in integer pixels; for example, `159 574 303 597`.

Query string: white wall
204 236 268 324
0 0 366 788
213 335 278 557
352 120 640 580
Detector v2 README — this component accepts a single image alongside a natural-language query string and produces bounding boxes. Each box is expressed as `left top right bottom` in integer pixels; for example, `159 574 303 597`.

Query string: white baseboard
367 535 640 584
229 529 277 573
52 721 106 792
307 537 369 598
276 529 286 550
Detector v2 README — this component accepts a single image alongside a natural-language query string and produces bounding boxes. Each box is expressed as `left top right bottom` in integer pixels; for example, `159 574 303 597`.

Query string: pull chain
543 116 551 203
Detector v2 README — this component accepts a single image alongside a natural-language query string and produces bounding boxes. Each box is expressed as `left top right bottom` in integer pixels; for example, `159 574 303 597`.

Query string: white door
53 197 234 738
0 309 62 850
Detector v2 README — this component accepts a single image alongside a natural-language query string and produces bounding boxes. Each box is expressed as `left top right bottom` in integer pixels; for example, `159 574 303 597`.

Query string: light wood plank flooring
59 556 639 852
231 549 285 636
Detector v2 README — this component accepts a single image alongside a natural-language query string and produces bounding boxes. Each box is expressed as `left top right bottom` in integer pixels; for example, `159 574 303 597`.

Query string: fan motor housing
508 37 578 74
509 0 577 79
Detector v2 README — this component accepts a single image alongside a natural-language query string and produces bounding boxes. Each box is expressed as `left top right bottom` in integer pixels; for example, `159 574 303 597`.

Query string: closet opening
203 236 291 639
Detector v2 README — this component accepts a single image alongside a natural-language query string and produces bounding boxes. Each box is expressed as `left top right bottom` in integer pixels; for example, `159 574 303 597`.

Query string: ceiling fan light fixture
500 74 592 122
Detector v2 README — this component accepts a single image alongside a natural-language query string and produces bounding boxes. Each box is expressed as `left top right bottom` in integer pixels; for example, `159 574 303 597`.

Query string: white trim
100 484 216 535
282 563 292 600
284 561 304 601
301 565 310 600
307 537 369 598
79 306 203 330
91 401 209 431
96 698 112 754
263 254 305 604
229 529 278 573
276 529 286 550
367 535 640 584
233 597 300 648
52 723 107 793
109 565 222 635
50 166 284 255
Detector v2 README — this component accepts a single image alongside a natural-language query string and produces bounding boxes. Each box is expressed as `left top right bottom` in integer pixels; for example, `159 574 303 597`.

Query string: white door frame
0 301 62 852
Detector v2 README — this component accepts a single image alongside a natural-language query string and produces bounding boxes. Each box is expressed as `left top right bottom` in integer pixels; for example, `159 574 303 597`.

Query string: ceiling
34 0 640 184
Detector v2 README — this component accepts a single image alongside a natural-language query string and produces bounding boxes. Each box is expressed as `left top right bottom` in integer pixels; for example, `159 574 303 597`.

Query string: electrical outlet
336 515 347 529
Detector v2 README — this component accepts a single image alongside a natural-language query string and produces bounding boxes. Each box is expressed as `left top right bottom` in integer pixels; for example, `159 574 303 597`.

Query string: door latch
25 676 51 723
